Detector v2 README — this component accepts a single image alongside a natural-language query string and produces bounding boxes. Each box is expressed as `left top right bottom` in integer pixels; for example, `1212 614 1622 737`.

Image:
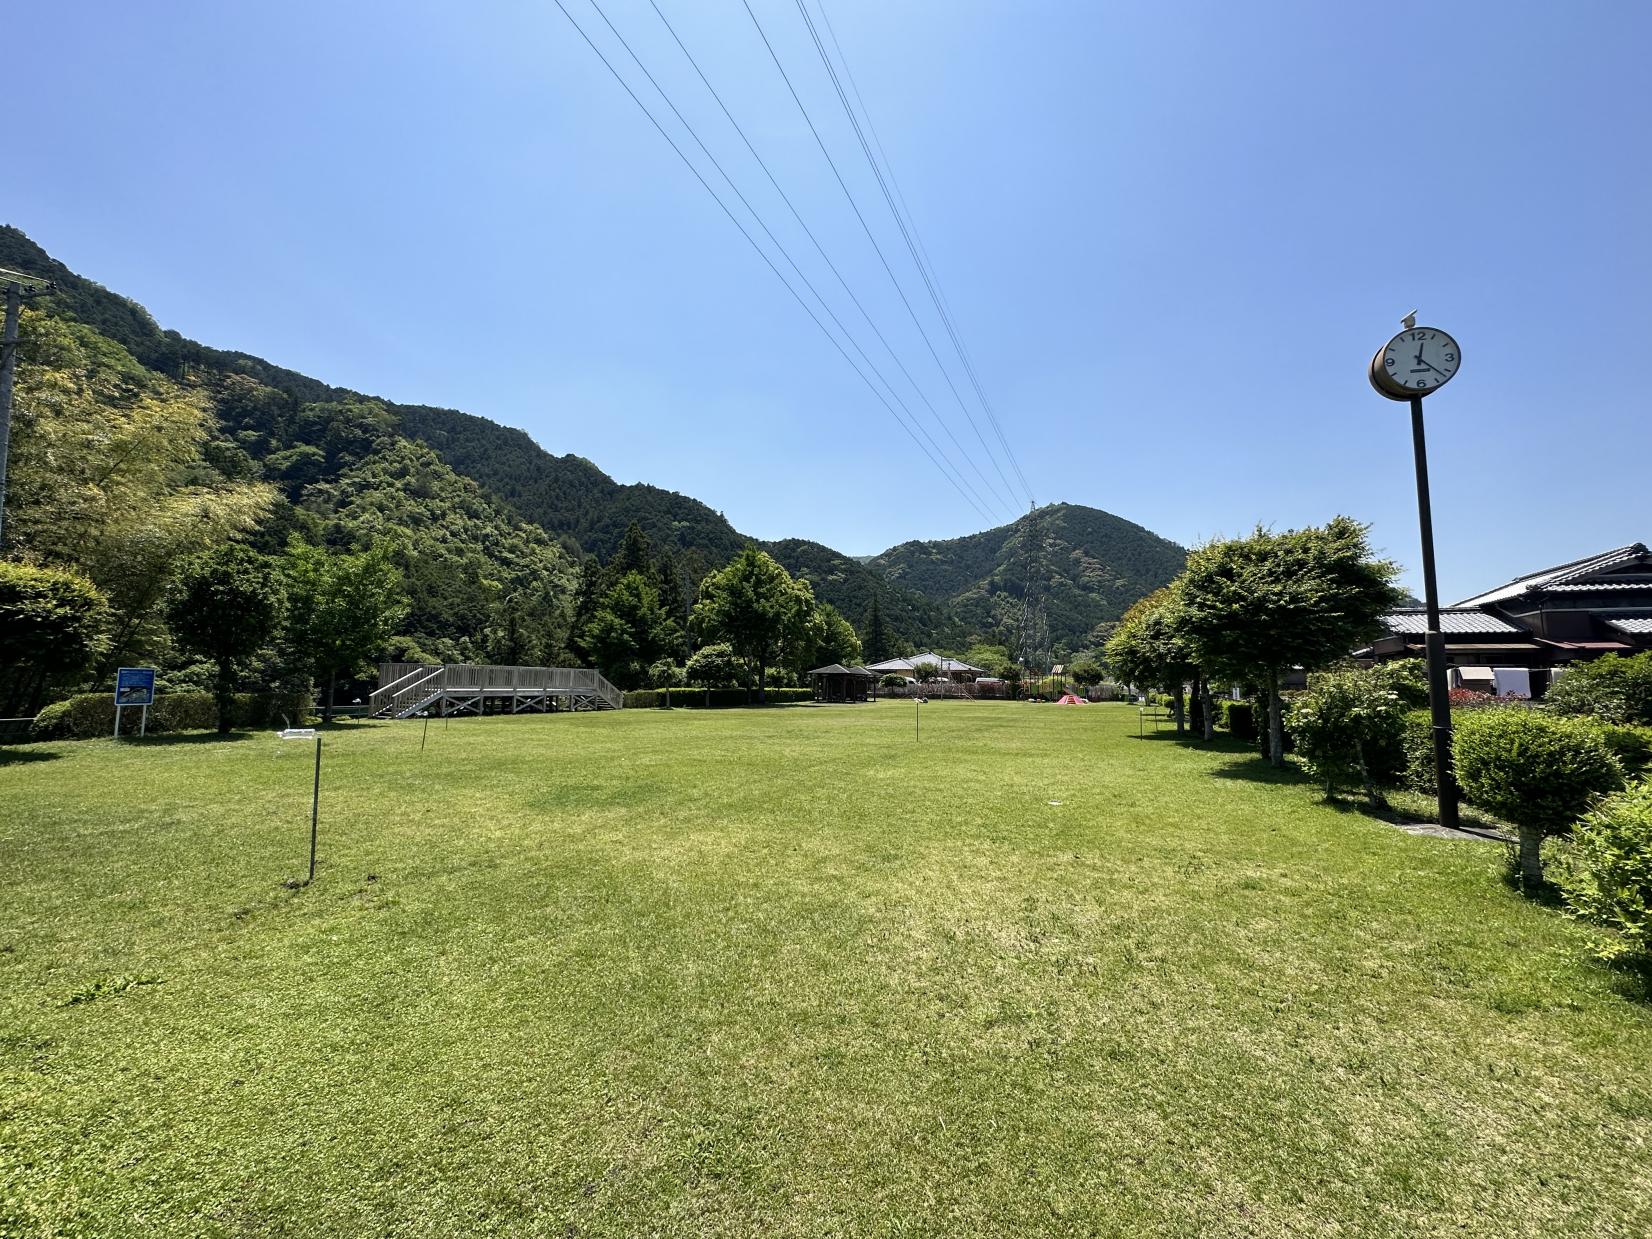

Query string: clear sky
11 1 1650 598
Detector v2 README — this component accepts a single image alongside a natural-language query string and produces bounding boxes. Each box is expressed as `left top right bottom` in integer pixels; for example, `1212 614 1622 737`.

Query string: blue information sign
115 667 157 706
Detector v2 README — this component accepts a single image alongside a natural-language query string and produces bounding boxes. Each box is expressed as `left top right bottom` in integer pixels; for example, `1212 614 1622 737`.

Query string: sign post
113 667 157 739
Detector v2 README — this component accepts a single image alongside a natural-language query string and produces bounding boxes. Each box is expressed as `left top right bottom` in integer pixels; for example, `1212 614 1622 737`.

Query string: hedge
1218 699 1256 741
621 687 815 709
31 691 313 740
1554 780 1652 962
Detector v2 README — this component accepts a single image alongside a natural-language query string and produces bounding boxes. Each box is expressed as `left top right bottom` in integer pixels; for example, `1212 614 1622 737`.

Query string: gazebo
809 664 877 703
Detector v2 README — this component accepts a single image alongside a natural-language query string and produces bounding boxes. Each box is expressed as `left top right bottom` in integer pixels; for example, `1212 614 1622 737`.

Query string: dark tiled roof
1455 543 1651 606
1606 617 1652 635
1382 609 1525 635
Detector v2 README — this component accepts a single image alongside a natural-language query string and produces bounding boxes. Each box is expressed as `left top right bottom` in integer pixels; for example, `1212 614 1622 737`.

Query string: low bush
1286 669 1405 803
1401 709 1437 794
31 691 312 740
1553 781 1652 962
621 687 814 709
1453 709 1623 886
1545 652 1652 726
1594 723 1652 778
1218 699 1255 741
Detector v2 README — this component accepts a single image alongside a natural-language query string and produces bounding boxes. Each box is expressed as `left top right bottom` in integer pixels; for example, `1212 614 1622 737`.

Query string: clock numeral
1444 353 1456 362
1416 379 1429 388
1385 357 1395 367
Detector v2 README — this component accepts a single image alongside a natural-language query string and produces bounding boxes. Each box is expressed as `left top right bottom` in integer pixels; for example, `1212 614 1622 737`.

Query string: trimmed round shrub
1553 781 1652 961
1454 709 1624 886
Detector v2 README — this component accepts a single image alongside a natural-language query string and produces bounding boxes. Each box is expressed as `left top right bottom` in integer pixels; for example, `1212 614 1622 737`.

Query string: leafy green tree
692 546 811 702
963 642 1014 678
284 540 407 721
685 642 742 688
1178 518 1402 764
166 544 285 733
0 562 109 715
862 596 890 664
580 570 678 690
800 602 862 671
1105 587 1196 734
912 659 942 686
1068 657 1104 687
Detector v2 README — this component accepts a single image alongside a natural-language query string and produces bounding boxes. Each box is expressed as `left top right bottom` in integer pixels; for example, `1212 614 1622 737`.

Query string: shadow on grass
1317 795 1514 844
130 731 256 746
0 748 59 765
1602 955 1652 1006
1205 752 1312 786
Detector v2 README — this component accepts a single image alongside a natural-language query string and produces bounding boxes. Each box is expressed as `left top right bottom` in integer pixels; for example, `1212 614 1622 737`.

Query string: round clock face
1378 327 1460 395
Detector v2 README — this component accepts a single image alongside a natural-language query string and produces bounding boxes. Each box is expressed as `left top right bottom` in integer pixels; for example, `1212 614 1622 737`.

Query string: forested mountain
870 503 1188 653
2 225 1181 663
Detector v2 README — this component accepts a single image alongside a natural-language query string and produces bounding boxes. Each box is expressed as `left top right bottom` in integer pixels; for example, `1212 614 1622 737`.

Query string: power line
579 0 1002 520
549 0 996 524
803 0 1036 508
741 0 1024 516
645 0 1016 521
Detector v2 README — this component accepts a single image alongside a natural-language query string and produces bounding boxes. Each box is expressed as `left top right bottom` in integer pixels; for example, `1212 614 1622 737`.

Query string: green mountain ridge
2 224 1183 655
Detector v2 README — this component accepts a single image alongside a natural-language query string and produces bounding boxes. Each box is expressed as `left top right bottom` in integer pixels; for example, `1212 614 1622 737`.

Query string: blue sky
11 1 1650 598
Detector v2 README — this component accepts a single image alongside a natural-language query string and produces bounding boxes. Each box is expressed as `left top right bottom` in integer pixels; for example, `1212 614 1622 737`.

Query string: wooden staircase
369 663 623 719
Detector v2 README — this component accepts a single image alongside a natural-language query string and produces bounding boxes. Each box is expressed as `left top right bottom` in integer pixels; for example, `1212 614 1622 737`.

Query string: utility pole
0 267 55 550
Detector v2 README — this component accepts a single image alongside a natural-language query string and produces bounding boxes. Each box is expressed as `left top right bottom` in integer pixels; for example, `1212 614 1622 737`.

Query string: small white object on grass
1047 800 1063 807
278 728 318 740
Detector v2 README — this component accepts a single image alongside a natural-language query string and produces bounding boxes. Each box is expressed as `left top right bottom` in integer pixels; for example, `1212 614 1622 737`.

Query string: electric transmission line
794 0 1036 509
550 0 1000 524
645 0 1017 522
741 0 1026 515
580 0 1002 521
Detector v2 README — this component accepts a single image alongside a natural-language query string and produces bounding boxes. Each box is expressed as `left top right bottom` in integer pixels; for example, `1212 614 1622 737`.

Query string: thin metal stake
308 736 321 883
421 713 430 753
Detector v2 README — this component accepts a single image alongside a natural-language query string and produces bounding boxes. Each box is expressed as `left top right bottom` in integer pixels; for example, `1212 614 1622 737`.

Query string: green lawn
3 701 1649 1236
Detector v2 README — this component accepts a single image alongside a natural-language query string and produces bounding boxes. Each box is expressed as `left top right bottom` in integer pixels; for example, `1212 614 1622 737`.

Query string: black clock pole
1408 394 1459 830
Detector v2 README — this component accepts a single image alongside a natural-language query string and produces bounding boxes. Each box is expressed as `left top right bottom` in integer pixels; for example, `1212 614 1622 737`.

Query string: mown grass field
3 701 1650 1237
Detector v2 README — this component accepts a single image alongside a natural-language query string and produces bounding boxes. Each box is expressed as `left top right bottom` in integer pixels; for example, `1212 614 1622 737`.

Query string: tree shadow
129 731 256 746
0 748 59 766
1205 752 1312 786
1316 795 1513 844
1602 955 1652 1007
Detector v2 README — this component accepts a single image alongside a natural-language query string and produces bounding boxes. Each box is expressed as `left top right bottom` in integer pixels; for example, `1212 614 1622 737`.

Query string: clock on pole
1369 315 1462 830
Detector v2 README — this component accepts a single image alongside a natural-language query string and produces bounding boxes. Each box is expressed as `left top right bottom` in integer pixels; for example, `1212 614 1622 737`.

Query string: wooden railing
370 663 623 715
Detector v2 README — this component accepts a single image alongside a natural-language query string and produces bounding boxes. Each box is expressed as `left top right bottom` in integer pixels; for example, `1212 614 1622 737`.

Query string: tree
964 642 1014 678
284 540 407 721
862 596 891 664
166 544 285 732
685 642 742 688
800 602 862 672
1178 518 1402 764
1454 709 1622 887
1104 588 1196 734
579 570 678 690
692 546 811 703
1545 652 1652 726
0 562 108 715
1068 657 1105 687
912 659 942 686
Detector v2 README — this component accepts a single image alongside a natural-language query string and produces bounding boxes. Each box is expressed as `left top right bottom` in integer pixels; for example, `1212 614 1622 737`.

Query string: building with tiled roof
1355 542 1652 696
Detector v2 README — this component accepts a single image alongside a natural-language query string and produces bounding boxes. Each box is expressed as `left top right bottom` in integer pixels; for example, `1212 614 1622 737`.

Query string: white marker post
278 727 322 884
